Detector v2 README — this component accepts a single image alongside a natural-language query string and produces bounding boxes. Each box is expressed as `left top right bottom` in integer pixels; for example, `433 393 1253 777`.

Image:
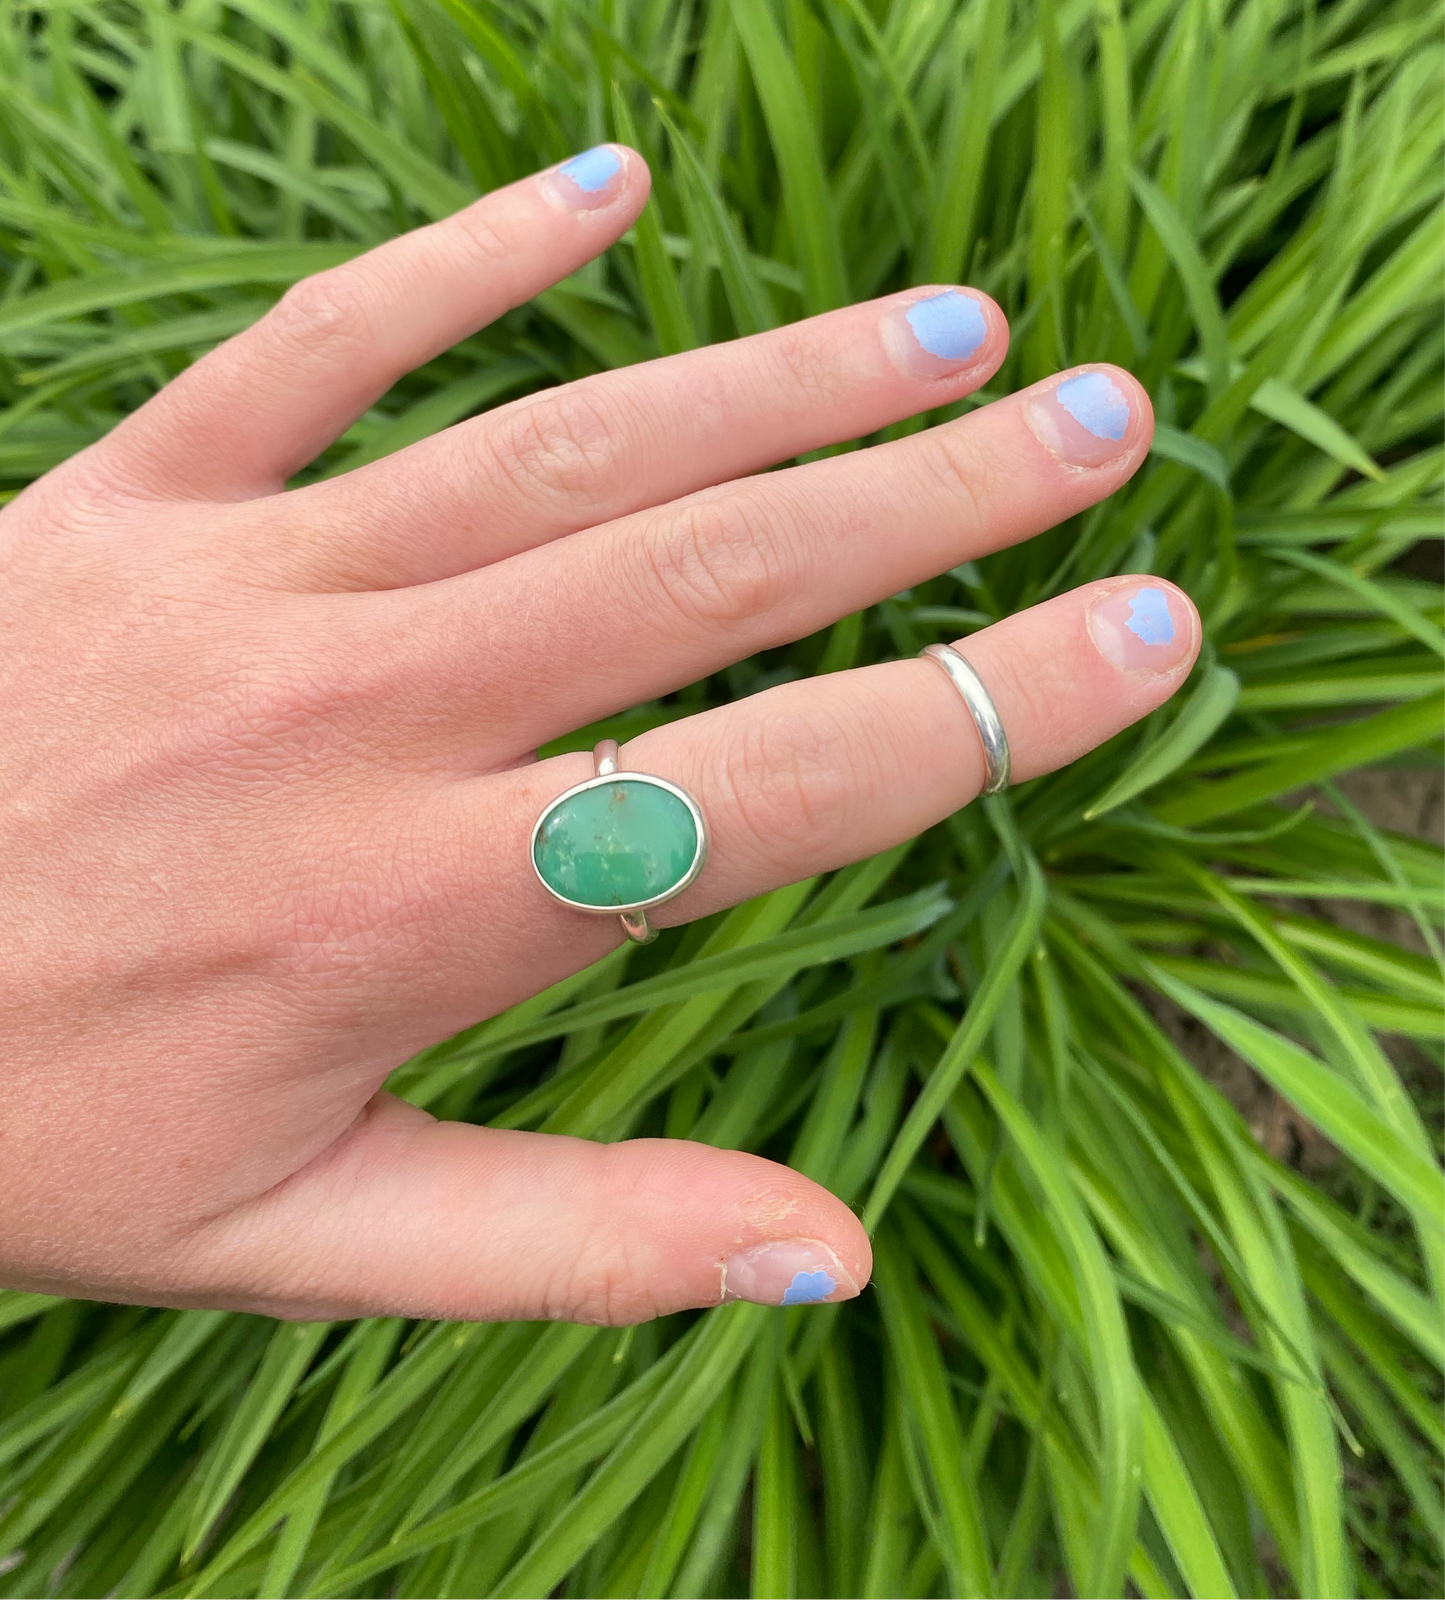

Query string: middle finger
290 286 1006 590
384 362 1152 765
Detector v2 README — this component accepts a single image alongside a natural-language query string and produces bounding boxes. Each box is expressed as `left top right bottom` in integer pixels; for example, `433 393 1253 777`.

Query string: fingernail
1089 581 1193 673
540 145 626 211
721 1239 858 1308
884 289 989 377
1023 369 1134 467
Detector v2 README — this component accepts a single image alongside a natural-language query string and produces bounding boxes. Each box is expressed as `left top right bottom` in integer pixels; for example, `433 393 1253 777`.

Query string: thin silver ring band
919 643 1011 796
592 739 655 944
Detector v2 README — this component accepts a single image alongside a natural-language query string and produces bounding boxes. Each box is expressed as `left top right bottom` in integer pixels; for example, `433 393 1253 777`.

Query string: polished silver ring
530 739 708 945
920 643 1011 795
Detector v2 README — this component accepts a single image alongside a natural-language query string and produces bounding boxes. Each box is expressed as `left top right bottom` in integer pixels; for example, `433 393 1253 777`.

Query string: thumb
190 1094 872 1323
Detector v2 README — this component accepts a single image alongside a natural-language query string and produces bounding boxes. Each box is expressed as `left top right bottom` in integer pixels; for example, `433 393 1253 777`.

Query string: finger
386 364 1153 762
629 578 1201 912
191 1094 870 1323
287 286 1007 589
99 147 648 502
387 575 1200 1018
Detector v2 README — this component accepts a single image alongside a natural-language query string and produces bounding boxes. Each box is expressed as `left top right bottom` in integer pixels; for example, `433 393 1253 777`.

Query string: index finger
100 147 649 501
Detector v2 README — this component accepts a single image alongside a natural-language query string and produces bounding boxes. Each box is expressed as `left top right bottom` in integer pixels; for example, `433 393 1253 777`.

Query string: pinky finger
98 148 649 503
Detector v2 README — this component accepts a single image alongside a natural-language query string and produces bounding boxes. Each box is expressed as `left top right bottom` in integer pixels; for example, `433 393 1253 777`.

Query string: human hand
0 147 1198 1322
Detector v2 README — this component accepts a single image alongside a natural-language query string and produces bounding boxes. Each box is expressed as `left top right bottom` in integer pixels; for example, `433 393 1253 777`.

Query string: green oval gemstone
534 778 700 909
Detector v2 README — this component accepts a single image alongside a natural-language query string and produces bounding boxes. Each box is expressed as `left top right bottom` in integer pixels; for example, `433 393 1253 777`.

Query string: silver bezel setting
530 769 709 916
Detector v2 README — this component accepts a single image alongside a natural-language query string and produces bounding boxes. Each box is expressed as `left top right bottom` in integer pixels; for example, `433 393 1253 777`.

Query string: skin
0 149 1199 1324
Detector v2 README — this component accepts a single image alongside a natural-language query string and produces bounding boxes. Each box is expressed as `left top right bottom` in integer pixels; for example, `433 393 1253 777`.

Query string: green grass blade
184 1322 329 1562
865 804 1043 1228
729 0 847 312
1084 661 1240 818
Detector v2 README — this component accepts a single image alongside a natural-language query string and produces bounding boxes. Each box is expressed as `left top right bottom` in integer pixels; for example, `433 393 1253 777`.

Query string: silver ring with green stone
530 740 708 945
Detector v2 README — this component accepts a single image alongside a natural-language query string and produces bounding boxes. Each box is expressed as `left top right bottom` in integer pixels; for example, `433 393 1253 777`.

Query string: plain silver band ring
919 644 1011 796
593 740 655 943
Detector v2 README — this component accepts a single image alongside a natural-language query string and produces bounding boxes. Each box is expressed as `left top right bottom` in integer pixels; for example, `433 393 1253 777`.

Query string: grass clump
0 0 1442 1595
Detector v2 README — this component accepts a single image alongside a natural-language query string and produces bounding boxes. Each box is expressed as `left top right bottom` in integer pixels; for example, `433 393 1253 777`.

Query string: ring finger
415 575 1200 1006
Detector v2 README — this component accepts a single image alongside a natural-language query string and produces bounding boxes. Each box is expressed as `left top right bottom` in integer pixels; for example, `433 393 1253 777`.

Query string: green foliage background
1 0 1442 1594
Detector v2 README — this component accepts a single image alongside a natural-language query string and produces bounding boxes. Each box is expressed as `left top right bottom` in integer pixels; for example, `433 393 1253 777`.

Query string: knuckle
646 491 788 635
263 837 427 984
548 1248 646 1325
0 455 141 563
28 442 148 519
724 706 854 856
764 324 841 408
979 649 1052 759
448 202 511 265
485 385 621 510
545 1157 661 1326
921 422 992 532
154 629 382 794
267 270 373 363
236 802 445 994
202 652 354 764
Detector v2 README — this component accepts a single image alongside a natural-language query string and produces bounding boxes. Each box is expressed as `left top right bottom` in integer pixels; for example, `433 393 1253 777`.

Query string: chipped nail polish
1023 369 1134 466
1089 581 1193 673
884 289 989 377
721 1239 857 1308
540 145 625 211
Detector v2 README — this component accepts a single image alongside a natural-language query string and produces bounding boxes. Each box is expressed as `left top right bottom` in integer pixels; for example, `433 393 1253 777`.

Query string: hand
0 147 1199 1322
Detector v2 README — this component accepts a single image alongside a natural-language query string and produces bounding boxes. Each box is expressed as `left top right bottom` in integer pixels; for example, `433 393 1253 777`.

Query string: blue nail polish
781 1268 836 1306
1055 371 1130 441
558 146 622 194
904 291 987 362
1125 587 1175 646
